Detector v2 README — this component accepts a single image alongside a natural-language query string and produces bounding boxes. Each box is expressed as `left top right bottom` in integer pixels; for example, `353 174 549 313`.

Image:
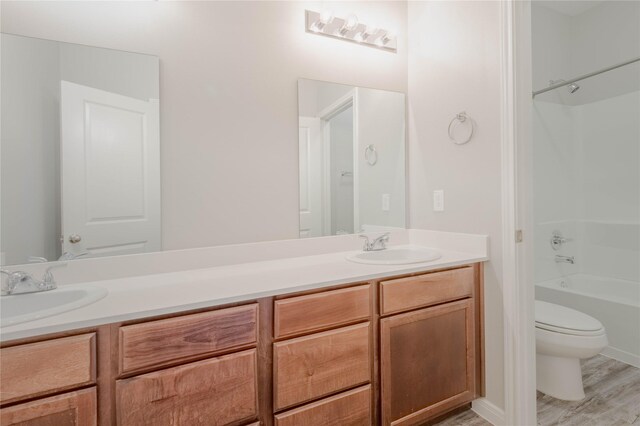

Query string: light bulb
346 14 359 30
365 24 378 35
381 30 395 45
354 32 364 43
339 14 359 34
319 9 334 25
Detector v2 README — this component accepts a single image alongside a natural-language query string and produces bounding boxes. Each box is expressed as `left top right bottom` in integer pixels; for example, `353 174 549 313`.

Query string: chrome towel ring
448 111 474 145
364 144 378 165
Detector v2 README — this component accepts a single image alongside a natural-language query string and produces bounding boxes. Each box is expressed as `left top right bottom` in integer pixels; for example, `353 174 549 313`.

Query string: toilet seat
535 300 605 337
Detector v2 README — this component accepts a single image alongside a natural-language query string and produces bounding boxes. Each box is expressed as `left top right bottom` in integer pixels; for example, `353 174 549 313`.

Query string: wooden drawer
0 333 96 405
274 284 371 339
119 303 257 375
380 267 474 316
0 388 97 426
116 349 258 426
275 385 371 426
273 322 371 411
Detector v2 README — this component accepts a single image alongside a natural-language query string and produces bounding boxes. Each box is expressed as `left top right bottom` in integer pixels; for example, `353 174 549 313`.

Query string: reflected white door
60 81 160 257
299 117 323 237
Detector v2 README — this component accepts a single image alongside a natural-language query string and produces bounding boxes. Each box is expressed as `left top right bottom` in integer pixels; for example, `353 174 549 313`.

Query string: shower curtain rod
532 56 640 98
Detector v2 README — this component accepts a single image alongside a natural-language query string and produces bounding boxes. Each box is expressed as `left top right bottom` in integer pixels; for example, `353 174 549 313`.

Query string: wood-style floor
434 355 640 426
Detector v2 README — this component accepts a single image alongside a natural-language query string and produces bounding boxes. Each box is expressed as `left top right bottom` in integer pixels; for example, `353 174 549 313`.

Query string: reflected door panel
61 81 160 258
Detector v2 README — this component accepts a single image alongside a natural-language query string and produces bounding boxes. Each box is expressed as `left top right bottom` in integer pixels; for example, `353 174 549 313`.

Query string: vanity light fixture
305 10 397 52
312 9 334 32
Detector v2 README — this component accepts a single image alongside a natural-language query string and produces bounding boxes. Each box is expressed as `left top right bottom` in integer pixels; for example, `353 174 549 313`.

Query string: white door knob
69 234 82 244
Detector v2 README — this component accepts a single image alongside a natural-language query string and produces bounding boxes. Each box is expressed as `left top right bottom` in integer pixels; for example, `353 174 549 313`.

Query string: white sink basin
1 285 108 328
346 247 442 265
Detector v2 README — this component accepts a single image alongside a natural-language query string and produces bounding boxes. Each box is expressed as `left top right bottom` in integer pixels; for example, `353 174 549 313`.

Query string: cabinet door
116 349 257 426
380 299 475 426
0 388 97 426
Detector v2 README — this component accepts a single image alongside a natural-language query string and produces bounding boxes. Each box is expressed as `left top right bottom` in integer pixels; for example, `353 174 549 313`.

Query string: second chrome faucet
359 233 390 251
555 255 575 264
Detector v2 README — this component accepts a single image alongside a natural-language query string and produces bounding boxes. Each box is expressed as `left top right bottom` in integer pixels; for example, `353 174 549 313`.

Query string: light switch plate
433 190 444 212
382 194 390 211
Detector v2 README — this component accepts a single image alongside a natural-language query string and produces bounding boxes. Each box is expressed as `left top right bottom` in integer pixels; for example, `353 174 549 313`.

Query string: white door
60 81 161 258
299 117 323 237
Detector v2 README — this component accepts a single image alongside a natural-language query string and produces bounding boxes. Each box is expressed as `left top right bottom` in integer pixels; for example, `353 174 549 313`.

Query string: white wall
357 88 406 230
59 43 159 102
1 1 408 251
1 34 61 265
407 0 505 410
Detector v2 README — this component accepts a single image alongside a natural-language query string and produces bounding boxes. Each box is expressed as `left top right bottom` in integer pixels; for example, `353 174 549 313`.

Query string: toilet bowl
535 300 608 401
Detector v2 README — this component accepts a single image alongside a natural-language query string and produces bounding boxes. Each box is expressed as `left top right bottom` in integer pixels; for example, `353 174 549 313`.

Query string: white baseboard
601 346 640 368
472 398 505 426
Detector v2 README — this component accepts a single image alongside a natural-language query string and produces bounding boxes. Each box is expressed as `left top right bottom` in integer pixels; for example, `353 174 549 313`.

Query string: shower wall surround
532 0 640 285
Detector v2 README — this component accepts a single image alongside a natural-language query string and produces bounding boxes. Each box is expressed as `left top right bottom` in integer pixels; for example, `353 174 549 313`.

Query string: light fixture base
305 10 397 52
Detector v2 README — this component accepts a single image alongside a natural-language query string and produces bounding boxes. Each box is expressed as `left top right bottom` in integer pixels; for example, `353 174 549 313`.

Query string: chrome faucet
0 263 66 296
554 255 575 264
359 233 390 252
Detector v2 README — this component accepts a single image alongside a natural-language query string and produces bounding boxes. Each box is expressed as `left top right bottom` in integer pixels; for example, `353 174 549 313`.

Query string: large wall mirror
1 34 160 266
298 79 406 237
0 34 407 267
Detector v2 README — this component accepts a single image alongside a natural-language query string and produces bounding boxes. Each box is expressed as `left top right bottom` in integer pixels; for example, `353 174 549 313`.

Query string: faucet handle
359 234 372 251
42 262 67 286
1 269 29 295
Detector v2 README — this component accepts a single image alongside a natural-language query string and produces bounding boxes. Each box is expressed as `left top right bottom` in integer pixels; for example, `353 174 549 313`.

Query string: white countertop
1 230 488 342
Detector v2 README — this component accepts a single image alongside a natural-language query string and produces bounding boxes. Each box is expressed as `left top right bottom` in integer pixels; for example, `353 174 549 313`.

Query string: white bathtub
536 274 640 367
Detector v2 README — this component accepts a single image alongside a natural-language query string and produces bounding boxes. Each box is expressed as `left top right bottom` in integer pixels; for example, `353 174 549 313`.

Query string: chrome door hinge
515 229 524 243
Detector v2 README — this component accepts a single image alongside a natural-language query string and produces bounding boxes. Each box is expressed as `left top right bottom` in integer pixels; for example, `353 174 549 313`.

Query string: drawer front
0 333 96 405
274 284 371 339
116 349 258 426
273 322 371 411
119 303 257 375
380 267 474 315
0 388 97 426
275 385 371 426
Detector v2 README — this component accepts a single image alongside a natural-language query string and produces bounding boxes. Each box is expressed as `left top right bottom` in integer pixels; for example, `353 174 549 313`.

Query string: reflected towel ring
448 111 474 145
364 144 378 166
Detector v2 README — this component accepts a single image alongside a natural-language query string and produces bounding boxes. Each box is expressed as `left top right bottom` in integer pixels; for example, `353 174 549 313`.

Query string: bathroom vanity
0 259 484 426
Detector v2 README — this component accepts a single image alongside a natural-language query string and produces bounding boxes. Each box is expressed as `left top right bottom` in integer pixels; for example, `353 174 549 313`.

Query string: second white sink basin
1 285 108 328
347 247 442 265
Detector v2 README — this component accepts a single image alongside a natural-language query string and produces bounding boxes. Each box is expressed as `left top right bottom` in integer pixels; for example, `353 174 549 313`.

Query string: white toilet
535 300 608 401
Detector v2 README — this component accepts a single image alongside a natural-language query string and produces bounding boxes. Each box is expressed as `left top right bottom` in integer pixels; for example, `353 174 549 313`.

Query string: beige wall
407 1 505 410
1 1 408 250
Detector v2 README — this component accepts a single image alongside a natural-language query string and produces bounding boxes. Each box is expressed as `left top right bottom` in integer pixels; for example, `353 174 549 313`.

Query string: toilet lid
535 300 604 335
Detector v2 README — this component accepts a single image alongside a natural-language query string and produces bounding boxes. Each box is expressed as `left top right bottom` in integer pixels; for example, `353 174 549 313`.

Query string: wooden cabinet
0 264 484 426
274 385 372 426
0 333 96 405
119 304 257 375
0 388 97 426
116 349 258 426
274 284 371 339
273 322 371 410
379 266 474 316
380 299 475 426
